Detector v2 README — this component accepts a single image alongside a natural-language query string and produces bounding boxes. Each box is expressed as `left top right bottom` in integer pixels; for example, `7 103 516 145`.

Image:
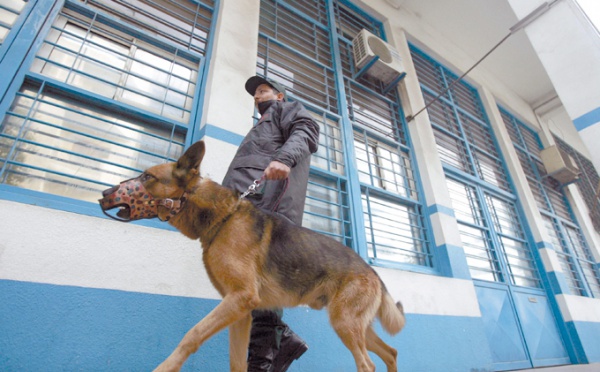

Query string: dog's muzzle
98 176 186 222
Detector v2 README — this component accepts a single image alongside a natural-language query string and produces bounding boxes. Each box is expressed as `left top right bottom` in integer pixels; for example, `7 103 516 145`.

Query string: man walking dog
221 76 320 372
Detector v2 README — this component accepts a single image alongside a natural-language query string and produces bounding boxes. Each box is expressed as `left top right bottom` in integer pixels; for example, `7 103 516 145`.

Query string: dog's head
99 141 205 222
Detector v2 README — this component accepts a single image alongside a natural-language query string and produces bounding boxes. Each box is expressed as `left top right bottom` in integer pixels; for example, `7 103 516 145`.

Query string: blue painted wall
1 279 494 372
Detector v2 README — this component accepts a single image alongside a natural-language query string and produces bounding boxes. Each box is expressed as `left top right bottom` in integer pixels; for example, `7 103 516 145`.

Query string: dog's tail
377 288 406 335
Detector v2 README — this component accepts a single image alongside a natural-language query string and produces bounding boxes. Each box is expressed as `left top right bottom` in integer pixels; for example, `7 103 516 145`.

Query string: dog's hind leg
229 314 252 371
366 326 398 372
153 291 259 372
330 318 375 372
328 290 378 372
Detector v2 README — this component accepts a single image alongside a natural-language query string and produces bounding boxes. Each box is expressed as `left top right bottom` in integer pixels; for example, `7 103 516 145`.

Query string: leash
240 175 289 212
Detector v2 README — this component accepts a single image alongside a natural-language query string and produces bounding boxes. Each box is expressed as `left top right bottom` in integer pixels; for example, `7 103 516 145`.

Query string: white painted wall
0 200 482 318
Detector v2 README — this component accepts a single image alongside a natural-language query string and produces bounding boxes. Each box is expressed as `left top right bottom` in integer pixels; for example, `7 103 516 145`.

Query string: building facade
1 0 599 371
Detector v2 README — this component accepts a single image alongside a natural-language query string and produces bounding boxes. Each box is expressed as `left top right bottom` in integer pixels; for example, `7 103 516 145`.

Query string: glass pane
310 112 344 175
363 192 430 265
0 0 27 46
83 0 213 55
32 10 199 123
303 174 349 244
0 82 184 202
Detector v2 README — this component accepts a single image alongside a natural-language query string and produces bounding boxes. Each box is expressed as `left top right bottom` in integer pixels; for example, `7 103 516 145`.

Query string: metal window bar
362 187 431 266
303 172 351 246
79 0 213 55
555 136 600 233
257 35 337 114
0 0 28 47
0 80 184 202
32 8 200 124
411 46 511 192
353 130 417 200
485 193 541 288
542 214 587 295
309 110 345 176
259 0 332 67
446 177 503 282
333 0 381 42
346 80 405 142
501 108 599 296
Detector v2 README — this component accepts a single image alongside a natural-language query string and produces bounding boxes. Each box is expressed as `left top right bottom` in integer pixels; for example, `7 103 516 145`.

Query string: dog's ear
177 141 205 172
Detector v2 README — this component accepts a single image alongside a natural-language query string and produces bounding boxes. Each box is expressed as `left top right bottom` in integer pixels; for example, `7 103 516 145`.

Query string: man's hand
264 160 291 180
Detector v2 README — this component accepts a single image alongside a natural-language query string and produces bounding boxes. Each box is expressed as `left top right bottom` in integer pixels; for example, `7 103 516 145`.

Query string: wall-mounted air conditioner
352 29 405 87
540 145 580 185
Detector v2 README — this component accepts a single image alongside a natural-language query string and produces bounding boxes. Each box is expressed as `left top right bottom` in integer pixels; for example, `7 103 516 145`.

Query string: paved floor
511 364 600 372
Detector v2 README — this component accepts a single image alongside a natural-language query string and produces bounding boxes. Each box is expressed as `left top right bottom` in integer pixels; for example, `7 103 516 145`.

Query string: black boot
247 310 279 372
271 325 308 372
247 309 308 372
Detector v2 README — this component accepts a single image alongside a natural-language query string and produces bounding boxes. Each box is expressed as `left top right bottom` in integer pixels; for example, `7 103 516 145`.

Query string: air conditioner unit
352 29 405 87
540 145 580 185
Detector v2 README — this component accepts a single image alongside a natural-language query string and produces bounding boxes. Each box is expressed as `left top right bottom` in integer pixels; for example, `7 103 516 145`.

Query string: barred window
555 136 600 233
412 45 540 286
258 0 431 268
0 0 215 205
257 0 337 113
0 0 27 47
411 46 510 192
501 108 600 297
447 177 540 287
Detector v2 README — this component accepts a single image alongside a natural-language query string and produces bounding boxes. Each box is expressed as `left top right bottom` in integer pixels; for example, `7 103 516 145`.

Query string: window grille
31 5 200 123
411 46 510 192
543 135 600 297
501 108 600 297
257 0 431 268
258 0 337 113
446 177 540 287
0 0 27 47
79 0 213 55
555 136 600 233
0 80 184 201
411 45 540 286
303 173 351 246
0 0 214 205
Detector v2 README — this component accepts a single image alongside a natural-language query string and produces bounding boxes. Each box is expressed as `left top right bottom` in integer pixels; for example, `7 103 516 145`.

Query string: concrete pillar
507 0 600 173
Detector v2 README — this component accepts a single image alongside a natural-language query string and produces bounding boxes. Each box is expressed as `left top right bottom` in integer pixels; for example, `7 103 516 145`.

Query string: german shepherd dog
99 141 405 372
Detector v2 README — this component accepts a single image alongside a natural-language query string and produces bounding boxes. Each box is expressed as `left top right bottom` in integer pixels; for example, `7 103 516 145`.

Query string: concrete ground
511 364 600 372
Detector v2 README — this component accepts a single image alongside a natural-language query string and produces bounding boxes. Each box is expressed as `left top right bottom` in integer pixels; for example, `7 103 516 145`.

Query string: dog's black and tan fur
115 141 405 371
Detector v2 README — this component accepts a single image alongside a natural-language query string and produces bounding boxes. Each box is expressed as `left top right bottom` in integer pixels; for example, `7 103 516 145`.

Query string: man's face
254 83 283 106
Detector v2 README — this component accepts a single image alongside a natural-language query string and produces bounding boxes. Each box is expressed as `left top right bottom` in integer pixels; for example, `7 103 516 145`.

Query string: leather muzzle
99 176 186 222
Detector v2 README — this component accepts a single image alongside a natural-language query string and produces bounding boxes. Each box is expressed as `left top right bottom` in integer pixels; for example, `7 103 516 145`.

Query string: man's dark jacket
222 100 320 226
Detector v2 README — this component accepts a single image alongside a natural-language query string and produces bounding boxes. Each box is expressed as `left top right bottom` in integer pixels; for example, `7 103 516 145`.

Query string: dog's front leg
153 292 258 372
229 314 252 371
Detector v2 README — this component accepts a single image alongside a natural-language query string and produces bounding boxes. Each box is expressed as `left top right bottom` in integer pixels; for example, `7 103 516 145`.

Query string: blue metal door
447 179 570 371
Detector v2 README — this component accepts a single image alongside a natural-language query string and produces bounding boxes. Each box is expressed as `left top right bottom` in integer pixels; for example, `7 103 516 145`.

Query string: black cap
245 76 287 101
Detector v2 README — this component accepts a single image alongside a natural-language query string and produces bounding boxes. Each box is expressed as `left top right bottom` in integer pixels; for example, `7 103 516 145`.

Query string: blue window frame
411 45 541 287
0 0 216 218
0 0 28 49
501 109 600 297
256 0 432 269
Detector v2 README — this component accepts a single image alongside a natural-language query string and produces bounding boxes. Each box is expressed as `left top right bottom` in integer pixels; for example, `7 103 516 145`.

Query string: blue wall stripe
565 320 600 364
435 244 472 280
546 270 568 295
573 106 600 131
427 203 456 218
0 279 494 372
537 240 555 250
199 123 245 146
